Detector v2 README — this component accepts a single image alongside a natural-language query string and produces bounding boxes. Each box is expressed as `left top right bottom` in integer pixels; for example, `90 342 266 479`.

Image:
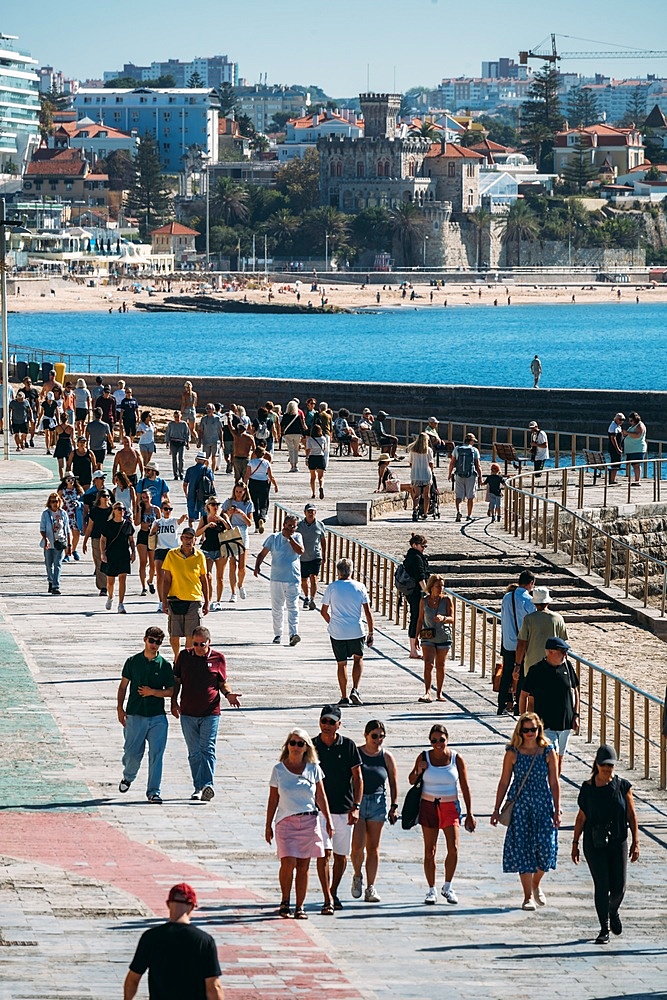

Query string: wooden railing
502 458 667 615
273 503 666 788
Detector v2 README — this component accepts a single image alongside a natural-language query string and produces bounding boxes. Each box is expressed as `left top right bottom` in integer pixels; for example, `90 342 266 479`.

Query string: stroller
412 473 441 521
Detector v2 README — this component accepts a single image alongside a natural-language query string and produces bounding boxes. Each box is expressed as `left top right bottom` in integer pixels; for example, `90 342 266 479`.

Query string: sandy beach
7 274 667 314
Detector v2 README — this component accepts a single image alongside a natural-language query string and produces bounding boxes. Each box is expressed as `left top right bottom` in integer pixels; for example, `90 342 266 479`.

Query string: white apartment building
0 33 40 172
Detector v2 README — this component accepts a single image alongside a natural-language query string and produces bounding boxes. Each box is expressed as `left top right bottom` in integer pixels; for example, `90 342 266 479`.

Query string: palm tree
301 206 349 258
408 120 440 141
265 208 299 253
499 200 539 266
389 201 426 266
211 178 249 226
468 206 492 269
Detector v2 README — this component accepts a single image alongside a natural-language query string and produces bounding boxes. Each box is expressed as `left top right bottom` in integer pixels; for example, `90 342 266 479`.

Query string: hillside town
2 31 667 274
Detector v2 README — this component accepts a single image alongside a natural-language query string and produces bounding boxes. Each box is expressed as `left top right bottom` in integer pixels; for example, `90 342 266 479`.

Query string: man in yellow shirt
161 528 209 658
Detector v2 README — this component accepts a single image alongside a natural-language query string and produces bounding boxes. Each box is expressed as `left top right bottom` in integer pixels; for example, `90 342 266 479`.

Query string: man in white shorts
314 705 363 914
448 433 482 522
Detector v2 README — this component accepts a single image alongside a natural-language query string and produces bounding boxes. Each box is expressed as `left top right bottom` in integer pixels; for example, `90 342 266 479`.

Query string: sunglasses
162 506 173 511
370 733 385 740
288 739 306 748
521 727 538 734
146 637 162 646
192 640 210 647
320 719 337 726
208 502 220 506
430 737 446 744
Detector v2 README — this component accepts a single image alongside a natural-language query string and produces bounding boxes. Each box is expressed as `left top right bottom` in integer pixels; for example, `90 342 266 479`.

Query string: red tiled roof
287 111 362 129
25 158 87 177
55 122 134 140
470 139 513 153
555 124 643 148
150 222 200 236
424 143 485 159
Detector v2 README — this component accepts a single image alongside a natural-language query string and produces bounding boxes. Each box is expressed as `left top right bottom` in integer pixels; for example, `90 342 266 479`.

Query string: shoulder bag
401 751 427 830
498 753 537 827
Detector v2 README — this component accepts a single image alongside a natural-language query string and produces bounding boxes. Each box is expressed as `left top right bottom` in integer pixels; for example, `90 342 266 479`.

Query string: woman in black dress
82 489 112 595
53 412 75 479
571 744 640 944
100 501 136 614
68 437 96 490
402 533 429 659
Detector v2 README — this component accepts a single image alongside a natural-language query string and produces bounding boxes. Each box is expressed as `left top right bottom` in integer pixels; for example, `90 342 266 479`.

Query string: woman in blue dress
490 712 560 910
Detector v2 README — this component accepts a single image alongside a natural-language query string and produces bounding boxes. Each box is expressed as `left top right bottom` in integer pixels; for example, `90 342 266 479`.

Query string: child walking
482 463 505 522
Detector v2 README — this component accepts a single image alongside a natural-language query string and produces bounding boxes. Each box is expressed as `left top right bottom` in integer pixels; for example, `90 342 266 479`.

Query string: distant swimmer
530 355 542 389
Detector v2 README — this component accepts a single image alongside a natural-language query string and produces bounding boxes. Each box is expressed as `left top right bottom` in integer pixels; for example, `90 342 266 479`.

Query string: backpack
255 419 270 441
394 564 416 596
195 470 215 507
455 446 475 478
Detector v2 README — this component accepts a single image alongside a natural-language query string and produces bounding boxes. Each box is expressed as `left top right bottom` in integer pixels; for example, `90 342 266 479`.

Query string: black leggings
583 837 627 930
408 588 422 639
498 648 516 712
248 478 270 529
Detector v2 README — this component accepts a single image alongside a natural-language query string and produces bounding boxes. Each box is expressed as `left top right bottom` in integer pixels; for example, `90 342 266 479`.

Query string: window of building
169 97 176 104
50 182 57 191
115 97 123 104
163 112 171 121
140 97 147 104
84 97 91 104
468 192 474 206
357 161 365 177
408 159 416 177
113 112 121 122
65 182 73 190
163 142 171 149
336 162 342 177
330 161 337 177
448 162 456 177
24 181 31 190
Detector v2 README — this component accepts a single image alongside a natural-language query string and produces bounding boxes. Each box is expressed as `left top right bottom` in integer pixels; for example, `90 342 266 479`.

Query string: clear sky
7 0 667 95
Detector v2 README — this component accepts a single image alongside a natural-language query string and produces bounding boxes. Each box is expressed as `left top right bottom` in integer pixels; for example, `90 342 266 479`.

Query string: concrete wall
71 374 667 440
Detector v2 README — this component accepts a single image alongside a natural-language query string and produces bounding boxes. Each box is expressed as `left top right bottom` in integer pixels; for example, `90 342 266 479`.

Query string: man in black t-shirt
125 882 223 1000
522 636 580 775
313 704 363 914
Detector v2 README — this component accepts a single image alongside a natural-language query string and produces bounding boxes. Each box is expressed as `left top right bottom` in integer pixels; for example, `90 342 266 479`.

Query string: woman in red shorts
408 724 476 906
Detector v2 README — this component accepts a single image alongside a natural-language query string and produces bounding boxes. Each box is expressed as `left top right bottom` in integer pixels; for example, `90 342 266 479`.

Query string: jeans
270 580 300 638
122 713 168 797
180 714 220 791
248 478 270 528
169 442 185 477
584 837 628 930
44 546 65 588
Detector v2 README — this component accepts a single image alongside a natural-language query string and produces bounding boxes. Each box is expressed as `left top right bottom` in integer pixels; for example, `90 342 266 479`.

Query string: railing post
600 673 607 745
481 613 487 678
629 689 635 769
459 601 466 666
553 505 559 553
644 698 650 780
587 664 593 743
614 680 621 756
469 606 477 673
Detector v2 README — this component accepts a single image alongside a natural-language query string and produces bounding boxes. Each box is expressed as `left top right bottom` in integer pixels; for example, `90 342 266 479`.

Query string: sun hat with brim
532 586 552 604
195 451 207 461
377 453 393 463
145 462 160 472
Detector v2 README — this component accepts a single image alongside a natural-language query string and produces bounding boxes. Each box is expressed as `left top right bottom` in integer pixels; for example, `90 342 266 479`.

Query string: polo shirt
297 519 326 562
313 733 362 813
264 531 303 584
174 648 227 717
522 657 579 731
162 548 207 601
518 609 568 672
122 652 174 717
321 579 369 640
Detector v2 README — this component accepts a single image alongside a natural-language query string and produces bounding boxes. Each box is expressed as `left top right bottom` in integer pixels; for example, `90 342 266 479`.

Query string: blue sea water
8 302 667 390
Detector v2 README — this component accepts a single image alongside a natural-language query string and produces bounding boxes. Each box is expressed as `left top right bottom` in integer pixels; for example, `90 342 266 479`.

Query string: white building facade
0 33 40 172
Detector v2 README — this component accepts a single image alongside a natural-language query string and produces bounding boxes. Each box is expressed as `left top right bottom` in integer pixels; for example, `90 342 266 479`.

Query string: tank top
422 595 453 643
624 424 646 455
422 750 458 802
114 486 133 511
71 451 94 484
359 747 388 795
200 520 224 551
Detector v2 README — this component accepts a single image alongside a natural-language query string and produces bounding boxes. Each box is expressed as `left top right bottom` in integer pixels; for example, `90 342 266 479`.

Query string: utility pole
205 160 210 270
1 197 19 462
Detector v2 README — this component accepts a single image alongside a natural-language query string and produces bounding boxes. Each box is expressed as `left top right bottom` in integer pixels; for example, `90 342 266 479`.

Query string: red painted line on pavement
0 812 366 999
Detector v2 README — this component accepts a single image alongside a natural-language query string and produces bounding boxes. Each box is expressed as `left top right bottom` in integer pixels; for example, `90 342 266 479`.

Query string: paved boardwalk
0 446 666 999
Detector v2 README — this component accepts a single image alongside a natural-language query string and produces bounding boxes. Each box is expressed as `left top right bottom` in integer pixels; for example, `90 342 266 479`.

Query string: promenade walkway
0 446 666 999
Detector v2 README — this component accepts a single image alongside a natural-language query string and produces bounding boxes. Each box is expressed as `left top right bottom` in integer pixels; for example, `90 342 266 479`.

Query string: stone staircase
428 554 636 625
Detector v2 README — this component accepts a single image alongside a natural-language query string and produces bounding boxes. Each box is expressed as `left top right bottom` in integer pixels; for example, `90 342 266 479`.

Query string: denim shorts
202 549 222 562
359 790 387 823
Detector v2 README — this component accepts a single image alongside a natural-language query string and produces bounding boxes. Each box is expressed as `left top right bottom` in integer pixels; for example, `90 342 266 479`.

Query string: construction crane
520 33 667 65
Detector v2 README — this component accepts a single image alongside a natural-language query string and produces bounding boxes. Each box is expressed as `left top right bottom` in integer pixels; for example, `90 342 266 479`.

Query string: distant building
22 148 109 216
104 55 238 88
278 108 362 162
481 57 528 80
0 33 40 172
553 124 645 177
218 116 250 159
38 66 78 97
72 88 221 172
235 85 312 133
52 118 140 166
150 221 200 262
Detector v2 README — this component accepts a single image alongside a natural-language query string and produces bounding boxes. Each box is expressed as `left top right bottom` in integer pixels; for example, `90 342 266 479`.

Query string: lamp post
325 232 332 272
423 234 429 268
1 197 21 462
252 233 256 272
205 160 210 270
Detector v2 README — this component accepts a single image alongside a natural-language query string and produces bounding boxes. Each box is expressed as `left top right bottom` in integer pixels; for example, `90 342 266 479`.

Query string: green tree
460 116 519 149
217 83 238 117
561 134 598 193
97 149 136 191
264 208 299 253
104 74 175 89
520 64 565 170
621 86 647 127
467 206 492 268
499 200 539 266
268 111 293 132
299 206 348 257
274 149 320 213
38 93 55 142
250 133 270 154
349 207 393 255
408 120 440 140
210 177 249 225
566 86 601 127
389 201 426 266
645 164 662 181
236 113 257 139
188 71 204 88
126 133 171 238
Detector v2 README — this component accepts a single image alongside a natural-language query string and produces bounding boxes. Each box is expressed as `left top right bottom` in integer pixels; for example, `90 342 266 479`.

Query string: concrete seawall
71 374 667 440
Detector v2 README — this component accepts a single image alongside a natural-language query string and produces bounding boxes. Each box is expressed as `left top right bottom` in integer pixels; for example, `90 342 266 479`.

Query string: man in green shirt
515 586 568 714
117 626 174 804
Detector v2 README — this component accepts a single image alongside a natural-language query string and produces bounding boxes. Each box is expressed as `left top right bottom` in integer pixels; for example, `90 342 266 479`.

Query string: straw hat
377 453 393 463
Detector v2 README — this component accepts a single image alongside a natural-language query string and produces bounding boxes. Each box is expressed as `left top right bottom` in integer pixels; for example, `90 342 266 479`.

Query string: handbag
148 532 158 551
420 628 435 641
401 752 427 830
218 525 245 559
498 753 537 827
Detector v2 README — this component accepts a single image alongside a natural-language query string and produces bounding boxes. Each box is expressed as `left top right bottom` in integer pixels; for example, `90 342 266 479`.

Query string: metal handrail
6 342 121 375
273 502 667 787
502 457 667 615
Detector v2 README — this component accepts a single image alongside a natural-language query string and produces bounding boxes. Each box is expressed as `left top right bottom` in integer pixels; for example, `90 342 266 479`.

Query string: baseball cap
545 636 570 652
304 503 317 512
320 704 342 722
428 416 439 423
181 527 196 537
103 384 111 391
195 450 207 461
595 744 617 766
167 883 197 906
46 391 54 400
528 420 538 429
92 470 106 480
362 408 372 415
532 586 552 604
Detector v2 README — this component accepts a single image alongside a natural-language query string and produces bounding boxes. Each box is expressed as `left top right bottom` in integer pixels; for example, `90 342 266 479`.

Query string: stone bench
336 500 372 525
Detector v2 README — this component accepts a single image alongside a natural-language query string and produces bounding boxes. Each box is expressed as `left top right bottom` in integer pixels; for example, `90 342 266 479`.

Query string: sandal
418 695 432 703
278 900 291 918
320 902 335 916
294 906 308 919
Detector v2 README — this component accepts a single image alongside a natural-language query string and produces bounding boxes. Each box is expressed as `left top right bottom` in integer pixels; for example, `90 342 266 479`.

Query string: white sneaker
239 586 247 599
351 874 363 899
424 886 438 905
229 593 237 603
191 790 201 800
364 885 381 903
522 898 537 911
117 603 126 614
533 885 546 906
105 596 113 610
442 886 458 904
